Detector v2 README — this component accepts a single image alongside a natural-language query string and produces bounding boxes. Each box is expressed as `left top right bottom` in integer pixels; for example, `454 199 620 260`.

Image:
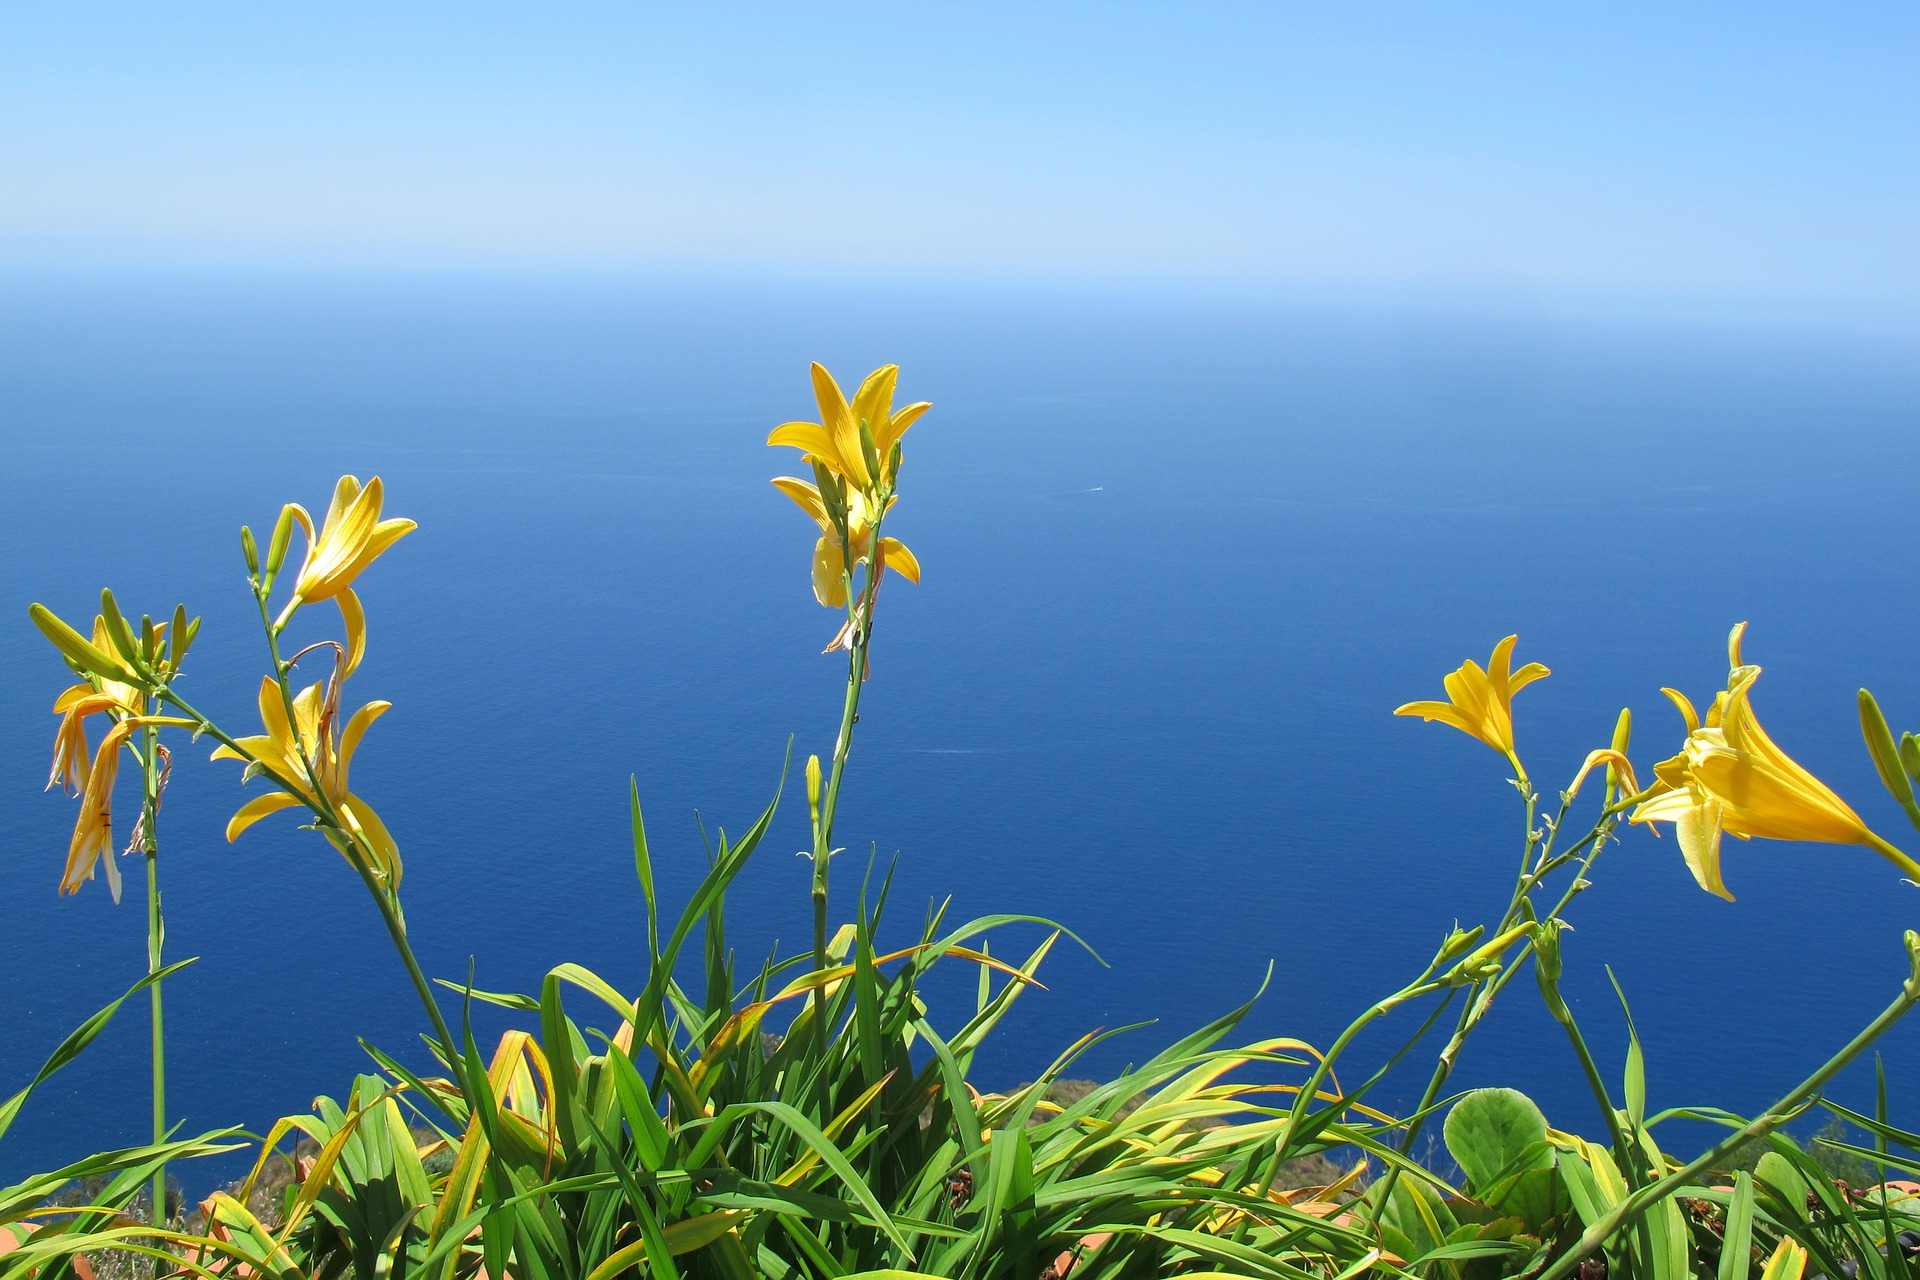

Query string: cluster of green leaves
11 771 1920 1280
1372 1082 1920 1280
0 966 243 1276
162 771 1467 1280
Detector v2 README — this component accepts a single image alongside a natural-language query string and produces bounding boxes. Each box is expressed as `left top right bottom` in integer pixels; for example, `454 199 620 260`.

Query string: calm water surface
2 269 1917 1182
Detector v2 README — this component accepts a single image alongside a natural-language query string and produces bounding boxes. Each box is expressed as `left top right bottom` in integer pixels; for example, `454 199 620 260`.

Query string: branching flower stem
157 589 462 1076
1536 958 1920 1280
1366 781 1634 1225
254 592 462 1069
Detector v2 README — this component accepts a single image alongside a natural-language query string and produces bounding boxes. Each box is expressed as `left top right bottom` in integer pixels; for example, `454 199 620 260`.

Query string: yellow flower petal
813 536 847 608
771 477 832 530
852 365 898 439
340 793 403 888
1508 662 1550 694
337 701 391 791
1393 700 1478 737
878 537 920 584
1487 635 1518 711
810 363 869 490
225 792 303 843
877 401 931 457
256 676 291 752
324 474 361 530
767 421 838 463
338 588 367 676
1658 687 1700 734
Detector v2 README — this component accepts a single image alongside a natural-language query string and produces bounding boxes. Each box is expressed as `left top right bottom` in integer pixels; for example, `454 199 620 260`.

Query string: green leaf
632 775 660 961
1443 1087 1553 1197
1607 967 1647 1129
1718 1172 1755 1280
0 959 197 1143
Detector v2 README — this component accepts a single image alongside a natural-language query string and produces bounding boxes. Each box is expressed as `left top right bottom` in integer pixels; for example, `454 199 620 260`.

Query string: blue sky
5 3 1918 302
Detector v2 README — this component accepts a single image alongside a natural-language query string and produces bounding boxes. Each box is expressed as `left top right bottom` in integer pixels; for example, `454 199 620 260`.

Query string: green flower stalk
768 361 931 1114
29 597 200 1227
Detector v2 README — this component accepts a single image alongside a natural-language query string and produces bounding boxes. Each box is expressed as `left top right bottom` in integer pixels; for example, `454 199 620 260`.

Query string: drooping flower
1394 635 1550 782
61 719 136 901
767 363 930 495
46 617 164 900
1630 622 1907 900
283 476 415 674
46 617 165 797
47 698 93 798
211 674 402 886
1565 748 1643 802
770 477 920 608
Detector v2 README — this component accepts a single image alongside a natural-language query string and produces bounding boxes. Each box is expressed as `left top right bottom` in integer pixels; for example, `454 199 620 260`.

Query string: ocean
3 266 1918 1184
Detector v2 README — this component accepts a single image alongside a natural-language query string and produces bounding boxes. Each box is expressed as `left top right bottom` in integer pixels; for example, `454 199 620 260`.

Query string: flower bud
1437 923 1485 961
1906 929 1920 1001
28 603 141 685
1860 689 1915 809
1903 733 1920 785
805 753 823 825
1608 707 1632 798
1533 921 1571 1022
856 419 882 489
167 604 189 669
810 459 848 526
265 504 296 582
98 588 142 668
240 524 261 576
1446 924 1531 985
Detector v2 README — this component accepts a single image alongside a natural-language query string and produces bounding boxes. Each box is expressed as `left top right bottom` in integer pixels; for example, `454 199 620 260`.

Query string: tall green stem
354 859 460 1066
138 718 167 1230
249 591 463 1072
807 506 887 1093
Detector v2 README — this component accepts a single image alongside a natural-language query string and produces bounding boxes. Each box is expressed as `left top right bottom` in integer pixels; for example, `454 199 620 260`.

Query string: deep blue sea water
3 267 1918 1185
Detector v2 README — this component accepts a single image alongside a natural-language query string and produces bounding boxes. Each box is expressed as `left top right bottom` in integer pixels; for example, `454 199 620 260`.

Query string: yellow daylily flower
211 675 402 886
766 363 931 494
1394 635 1550 783
1630 622 1916 900
770 477 921 608
60 718 137 901
282 475 416 674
